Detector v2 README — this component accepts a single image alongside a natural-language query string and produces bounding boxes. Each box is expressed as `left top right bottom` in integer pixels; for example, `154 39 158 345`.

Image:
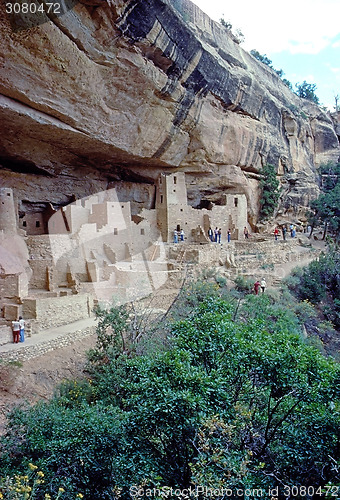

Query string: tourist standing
173 229 178 243
261 278 266 293
274 227 279 241
19 315 25 343
208 227 213 242
12 319 20 343
227 229 231 243
244 227 249 239
218 228 222 243
180 229 185 241
254 280 260 295
214 227 218 242
282 225 287 240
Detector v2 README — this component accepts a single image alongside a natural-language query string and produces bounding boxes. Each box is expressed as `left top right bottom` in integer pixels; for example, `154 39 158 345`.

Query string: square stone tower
0 188 17 233
156 172 188 241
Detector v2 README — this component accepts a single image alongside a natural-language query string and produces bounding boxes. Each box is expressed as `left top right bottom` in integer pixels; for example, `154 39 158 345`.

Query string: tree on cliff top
295 80 320 104
250 50 292 89
220 17 244 44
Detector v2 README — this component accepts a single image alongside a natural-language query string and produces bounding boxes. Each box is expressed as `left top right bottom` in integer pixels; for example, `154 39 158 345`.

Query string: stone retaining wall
22 294 93 333
0 325 96 362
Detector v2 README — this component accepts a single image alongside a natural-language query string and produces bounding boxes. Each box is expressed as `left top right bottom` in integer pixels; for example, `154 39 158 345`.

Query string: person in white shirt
12 319 20 343
261 278 266 293
19 316 25 343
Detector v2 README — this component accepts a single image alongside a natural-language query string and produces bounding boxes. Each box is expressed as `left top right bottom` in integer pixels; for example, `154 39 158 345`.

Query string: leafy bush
234 275 253 293
287 250 340 327
259 163 280 220
0 463 69 500
1 287 340 497
309 162 340 241
295 80 320 104
55 379 95 408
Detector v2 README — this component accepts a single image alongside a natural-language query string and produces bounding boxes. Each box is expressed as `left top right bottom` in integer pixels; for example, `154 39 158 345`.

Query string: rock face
0 0 339 223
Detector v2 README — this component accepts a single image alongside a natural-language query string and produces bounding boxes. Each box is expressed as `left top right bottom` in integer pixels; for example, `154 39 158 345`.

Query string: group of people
11 316 25 343
208 226 249 243
208 227 222 243
173 228 185 243
174 223 302 244
274 224 297 241
254 278 266 295
174 226 251 244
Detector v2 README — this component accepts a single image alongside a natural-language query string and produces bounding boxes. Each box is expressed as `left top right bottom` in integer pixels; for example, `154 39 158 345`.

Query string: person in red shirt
254 280 260 295
274 227 279 241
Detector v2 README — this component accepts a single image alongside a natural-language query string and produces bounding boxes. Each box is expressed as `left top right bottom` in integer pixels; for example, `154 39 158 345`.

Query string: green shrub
286 250 340 327
234 275 253 293
259 163 280 220
1 285 340 496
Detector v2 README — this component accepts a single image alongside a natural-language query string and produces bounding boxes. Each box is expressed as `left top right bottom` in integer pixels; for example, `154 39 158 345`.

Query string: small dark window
114 228 118 235
141 228 145 235
36 221 40 228
174 176 177 184
23 220 27 227
234 198 238 207
180 209 183 212
7 193 10 196
176 224 181 232
160 195 163 203
173 189 176 193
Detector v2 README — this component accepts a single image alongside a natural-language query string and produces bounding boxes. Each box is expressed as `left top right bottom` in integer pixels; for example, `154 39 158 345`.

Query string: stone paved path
0 317 97 361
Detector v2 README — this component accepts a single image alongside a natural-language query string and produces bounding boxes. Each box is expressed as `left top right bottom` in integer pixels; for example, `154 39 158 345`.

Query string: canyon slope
0 0 339 224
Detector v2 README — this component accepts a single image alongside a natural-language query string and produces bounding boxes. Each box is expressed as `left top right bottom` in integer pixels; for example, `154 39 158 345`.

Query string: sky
191 0 340 110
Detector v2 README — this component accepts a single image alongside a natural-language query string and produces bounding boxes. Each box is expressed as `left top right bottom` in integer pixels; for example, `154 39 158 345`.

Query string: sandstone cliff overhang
0 0 339 218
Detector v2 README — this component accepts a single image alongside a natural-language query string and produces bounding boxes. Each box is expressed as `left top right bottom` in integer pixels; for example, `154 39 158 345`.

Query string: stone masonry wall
22 294 93 333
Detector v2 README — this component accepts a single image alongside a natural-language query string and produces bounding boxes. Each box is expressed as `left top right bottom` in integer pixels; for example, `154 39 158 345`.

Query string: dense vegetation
259 163 281 220
294 81 320 105
1 282 339 499
309 162 340 241
286 248 340 330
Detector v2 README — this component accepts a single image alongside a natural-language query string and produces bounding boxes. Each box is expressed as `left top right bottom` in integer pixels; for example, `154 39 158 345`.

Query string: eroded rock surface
0 0 339 221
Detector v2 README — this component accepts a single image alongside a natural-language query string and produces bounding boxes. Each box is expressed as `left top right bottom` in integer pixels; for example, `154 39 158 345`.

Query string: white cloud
326 63 340 81
191 0 340 55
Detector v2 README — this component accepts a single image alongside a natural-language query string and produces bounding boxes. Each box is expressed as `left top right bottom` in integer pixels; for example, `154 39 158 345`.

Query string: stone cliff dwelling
1 0 339 347
0 173 247 344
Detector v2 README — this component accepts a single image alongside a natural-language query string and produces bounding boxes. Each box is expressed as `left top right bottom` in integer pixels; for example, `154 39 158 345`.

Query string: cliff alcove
0 0 339 346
